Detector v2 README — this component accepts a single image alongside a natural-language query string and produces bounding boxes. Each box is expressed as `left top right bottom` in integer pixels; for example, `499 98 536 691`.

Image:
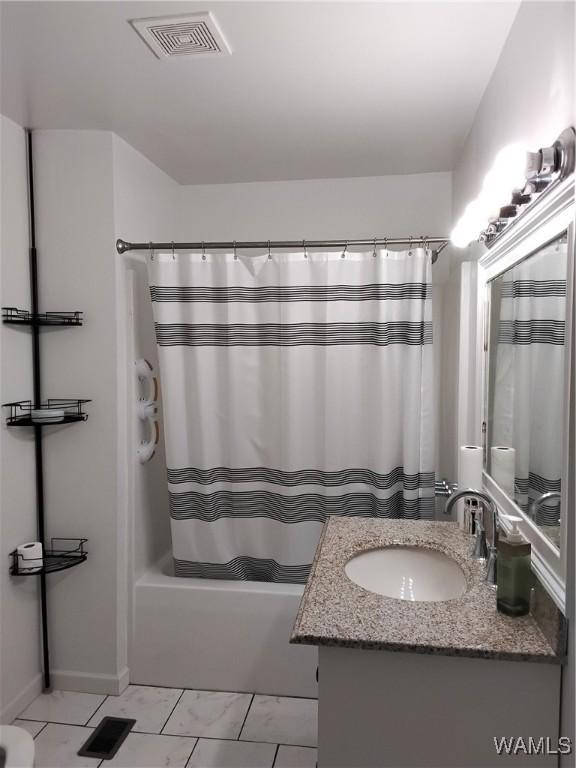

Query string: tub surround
291 518 559 663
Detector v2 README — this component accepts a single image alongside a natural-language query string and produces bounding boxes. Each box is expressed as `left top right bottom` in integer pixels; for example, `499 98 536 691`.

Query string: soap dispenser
496 516 532 617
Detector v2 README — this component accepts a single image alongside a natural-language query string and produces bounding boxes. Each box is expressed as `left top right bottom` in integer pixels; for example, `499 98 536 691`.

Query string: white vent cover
130 13 231 59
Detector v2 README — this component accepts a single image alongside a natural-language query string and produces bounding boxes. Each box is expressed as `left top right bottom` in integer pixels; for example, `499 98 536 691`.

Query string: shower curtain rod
116 237 450 263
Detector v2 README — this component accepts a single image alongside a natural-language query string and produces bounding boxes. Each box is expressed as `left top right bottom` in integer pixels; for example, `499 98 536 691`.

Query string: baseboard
49 666 130 696
0 674 43 724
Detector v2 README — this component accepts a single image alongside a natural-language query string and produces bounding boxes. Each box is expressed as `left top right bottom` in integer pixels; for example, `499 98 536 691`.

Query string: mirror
486 233 568 550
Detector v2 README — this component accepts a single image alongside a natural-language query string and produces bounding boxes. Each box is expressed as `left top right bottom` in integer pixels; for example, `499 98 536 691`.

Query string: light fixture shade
451 143 528 248
493 143 528 191
450 129 574 248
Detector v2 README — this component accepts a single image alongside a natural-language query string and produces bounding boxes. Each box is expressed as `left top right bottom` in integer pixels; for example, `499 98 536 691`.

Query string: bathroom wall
112 134 177 581
32 129 123 693
453 0 574 222
451 1 575 752
0 115 41 722
27 129 177 695
177 173 451 242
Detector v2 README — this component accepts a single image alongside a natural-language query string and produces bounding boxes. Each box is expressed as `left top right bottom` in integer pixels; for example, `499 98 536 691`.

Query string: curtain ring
201 241 206 261
268 240 272 260
341 240 348 259
303 239 308 259
149 241 154 262
233 240 238 260
372 237 377 258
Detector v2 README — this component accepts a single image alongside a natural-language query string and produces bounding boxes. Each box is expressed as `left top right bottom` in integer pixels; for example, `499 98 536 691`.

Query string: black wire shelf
3 399 91 427
10 538 88 576
2 307 83 326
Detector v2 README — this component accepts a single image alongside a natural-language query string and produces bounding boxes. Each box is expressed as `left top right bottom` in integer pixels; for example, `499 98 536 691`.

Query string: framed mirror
486 232 567 549
479 177 574 611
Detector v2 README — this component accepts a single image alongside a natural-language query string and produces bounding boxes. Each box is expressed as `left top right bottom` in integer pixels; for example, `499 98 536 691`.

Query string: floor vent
77 717 136 760
130 13 231 59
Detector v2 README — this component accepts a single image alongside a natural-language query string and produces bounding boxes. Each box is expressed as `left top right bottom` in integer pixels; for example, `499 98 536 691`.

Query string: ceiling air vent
130 13 231 59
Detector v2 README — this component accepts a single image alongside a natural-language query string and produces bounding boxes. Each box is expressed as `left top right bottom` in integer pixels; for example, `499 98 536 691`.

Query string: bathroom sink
344 545 467 602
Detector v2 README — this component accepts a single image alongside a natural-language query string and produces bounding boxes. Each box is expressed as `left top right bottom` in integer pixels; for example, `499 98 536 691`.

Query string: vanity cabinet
318 645 561 768
291 518 565 768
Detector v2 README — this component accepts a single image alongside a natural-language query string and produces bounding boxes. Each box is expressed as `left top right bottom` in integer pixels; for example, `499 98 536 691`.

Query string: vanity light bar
451 127 575 248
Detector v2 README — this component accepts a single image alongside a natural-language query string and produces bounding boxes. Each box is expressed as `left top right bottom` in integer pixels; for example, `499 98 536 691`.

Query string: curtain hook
409 236 413 255
384 237 388 253
303 239 308 259
372 237 377 258
341 240 348 259
201 241 206 261
268 240 272 260
233 240 238 260
171 241 175 261
149 241 154 262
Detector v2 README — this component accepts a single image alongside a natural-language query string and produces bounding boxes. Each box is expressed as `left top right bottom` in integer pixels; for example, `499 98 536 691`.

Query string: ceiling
0 1 520 185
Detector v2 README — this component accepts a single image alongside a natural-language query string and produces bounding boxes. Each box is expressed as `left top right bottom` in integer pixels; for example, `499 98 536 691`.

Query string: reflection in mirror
487 233 568 551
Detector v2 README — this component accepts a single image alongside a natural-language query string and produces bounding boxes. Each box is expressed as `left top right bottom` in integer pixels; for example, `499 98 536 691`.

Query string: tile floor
14 686 318 768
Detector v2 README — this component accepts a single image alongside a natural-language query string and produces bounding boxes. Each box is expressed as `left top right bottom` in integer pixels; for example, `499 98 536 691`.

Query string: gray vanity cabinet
318 646 561 768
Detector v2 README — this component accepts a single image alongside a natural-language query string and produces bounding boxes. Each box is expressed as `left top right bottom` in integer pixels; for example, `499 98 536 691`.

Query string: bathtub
130 556 318 698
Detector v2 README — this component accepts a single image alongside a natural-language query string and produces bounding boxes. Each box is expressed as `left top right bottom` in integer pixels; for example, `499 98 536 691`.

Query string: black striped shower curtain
147 246 435 582
491 237 567 533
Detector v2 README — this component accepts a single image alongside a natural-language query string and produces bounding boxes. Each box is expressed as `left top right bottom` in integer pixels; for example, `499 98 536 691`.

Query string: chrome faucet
445 489 500 588
530 491 561 525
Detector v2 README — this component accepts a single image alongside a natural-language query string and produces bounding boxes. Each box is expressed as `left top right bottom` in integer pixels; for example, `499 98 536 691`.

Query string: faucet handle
470 514 488 561
485 543 498 588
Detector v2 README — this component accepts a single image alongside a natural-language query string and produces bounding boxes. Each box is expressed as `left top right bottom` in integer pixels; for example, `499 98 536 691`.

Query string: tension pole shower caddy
2 131 90 691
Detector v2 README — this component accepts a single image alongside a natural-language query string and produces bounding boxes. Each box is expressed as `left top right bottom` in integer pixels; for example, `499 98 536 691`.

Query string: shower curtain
148 246 435 582
491 239 566 528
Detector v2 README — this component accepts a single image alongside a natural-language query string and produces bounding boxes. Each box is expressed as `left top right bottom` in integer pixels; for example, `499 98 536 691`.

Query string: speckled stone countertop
291 518 560 663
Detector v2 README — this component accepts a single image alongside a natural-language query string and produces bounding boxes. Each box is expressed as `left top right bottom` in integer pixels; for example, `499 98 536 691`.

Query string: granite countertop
291 517 560 663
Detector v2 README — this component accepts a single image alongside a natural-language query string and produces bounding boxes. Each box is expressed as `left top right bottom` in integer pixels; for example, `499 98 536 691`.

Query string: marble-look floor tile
187 738 276 768
241 696 317 747
105 732 196 767
33 724 99 768
12 719 47 737
18 690 106 726
274 745 317 768
163 690 252 739
87 685 183 734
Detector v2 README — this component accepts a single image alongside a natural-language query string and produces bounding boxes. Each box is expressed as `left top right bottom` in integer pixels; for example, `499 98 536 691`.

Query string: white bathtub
130 556 318 698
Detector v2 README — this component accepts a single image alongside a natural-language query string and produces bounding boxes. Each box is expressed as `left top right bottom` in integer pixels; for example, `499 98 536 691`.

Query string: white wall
177 173 451 242
453 1 574 220
18 129 178 695
32 130 124 693
451 1 575 751
111 133 177 579
0 115 41 721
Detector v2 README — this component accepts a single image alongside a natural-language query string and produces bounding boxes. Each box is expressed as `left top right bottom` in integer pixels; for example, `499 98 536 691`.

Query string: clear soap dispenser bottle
496 516 532 617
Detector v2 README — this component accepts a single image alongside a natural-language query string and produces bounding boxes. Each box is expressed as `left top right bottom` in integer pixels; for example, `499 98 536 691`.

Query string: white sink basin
344 545 467 602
